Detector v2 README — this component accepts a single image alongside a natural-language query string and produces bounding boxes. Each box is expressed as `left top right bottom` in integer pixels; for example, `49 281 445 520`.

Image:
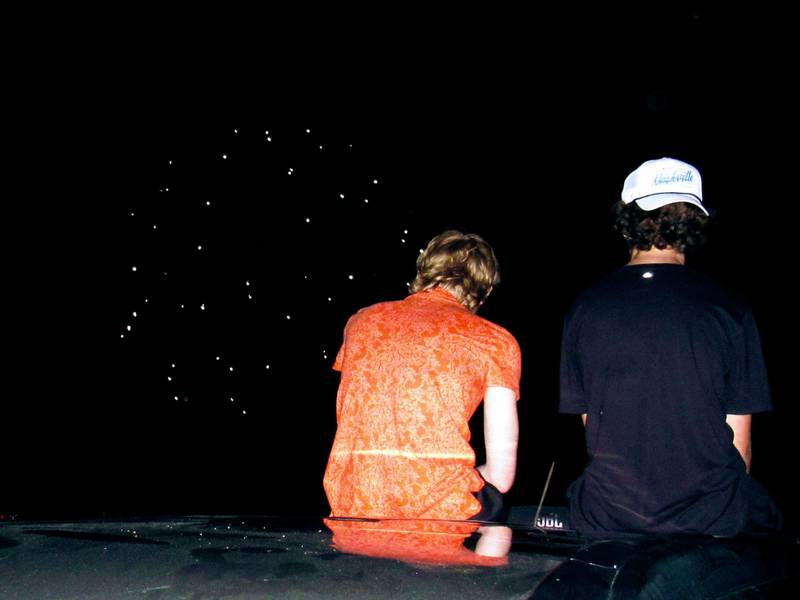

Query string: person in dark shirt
559 157 783 537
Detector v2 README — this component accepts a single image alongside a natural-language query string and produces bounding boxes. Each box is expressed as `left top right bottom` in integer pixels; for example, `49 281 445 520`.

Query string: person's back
324 231 521 521
562 264 779 535
560 158 782 536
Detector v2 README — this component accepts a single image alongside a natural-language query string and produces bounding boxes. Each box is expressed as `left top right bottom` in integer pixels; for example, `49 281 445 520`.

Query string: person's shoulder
346 298 403 323
680 267 753 315
681 266 738 294
358 298 401 312
470 313 521 349
568 267 627 307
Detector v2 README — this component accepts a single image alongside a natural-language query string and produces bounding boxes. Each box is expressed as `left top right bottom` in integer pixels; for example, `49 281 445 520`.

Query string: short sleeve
486 330 522 400
724 309 773 414
558 307 586 414
333 315 356 372
333 343 345 371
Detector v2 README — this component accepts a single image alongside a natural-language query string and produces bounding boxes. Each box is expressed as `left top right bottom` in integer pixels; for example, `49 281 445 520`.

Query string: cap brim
633 193 709 216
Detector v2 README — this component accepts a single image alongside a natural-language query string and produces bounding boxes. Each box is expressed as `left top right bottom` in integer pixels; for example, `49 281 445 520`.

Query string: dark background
7 6 797 528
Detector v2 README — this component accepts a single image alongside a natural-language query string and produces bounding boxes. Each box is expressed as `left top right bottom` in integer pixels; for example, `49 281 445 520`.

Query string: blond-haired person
324 230 521 522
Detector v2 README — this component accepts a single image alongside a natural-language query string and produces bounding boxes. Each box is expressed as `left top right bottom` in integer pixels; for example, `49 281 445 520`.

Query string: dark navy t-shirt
559 264 782 536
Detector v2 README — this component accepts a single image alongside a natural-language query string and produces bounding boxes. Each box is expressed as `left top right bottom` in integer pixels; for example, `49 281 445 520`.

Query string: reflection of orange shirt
323 288 521 520
324 518 509 567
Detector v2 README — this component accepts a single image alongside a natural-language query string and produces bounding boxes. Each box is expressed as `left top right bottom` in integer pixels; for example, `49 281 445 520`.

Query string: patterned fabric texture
324 288 521 520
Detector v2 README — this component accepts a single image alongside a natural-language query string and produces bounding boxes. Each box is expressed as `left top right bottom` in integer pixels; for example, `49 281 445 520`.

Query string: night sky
7 8 797 526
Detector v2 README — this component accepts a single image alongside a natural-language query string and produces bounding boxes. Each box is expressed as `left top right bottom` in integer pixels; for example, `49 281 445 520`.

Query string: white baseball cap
621 157 708 215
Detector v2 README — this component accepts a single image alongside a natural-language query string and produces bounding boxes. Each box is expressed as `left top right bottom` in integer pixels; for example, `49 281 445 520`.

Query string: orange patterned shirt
323 287 521 520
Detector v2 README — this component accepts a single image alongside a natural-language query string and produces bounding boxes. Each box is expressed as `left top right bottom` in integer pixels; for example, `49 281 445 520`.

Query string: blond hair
410 230 500 312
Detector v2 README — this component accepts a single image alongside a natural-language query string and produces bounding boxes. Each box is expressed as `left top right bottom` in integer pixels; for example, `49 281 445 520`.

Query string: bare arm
476 386 518 493
726 414 752 473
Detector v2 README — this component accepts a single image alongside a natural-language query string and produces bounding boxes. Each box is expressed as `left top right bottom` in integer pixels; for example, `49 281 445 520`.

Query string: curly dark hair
612 201 709 253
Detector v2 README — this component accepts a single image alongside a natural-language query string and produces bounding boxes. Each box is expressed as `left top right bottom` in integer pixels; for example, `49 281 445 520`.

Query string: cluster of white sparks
121 127 423 416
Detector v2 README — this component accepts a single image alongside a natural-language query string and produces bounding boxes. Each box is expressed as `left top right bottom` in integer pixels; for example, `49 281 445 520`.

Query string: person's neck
628 247 685 266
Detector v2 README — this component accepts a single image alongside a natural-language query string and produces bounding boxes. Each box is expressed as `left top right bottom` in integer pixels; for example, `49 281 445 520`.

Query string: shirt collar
413 287 463 306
